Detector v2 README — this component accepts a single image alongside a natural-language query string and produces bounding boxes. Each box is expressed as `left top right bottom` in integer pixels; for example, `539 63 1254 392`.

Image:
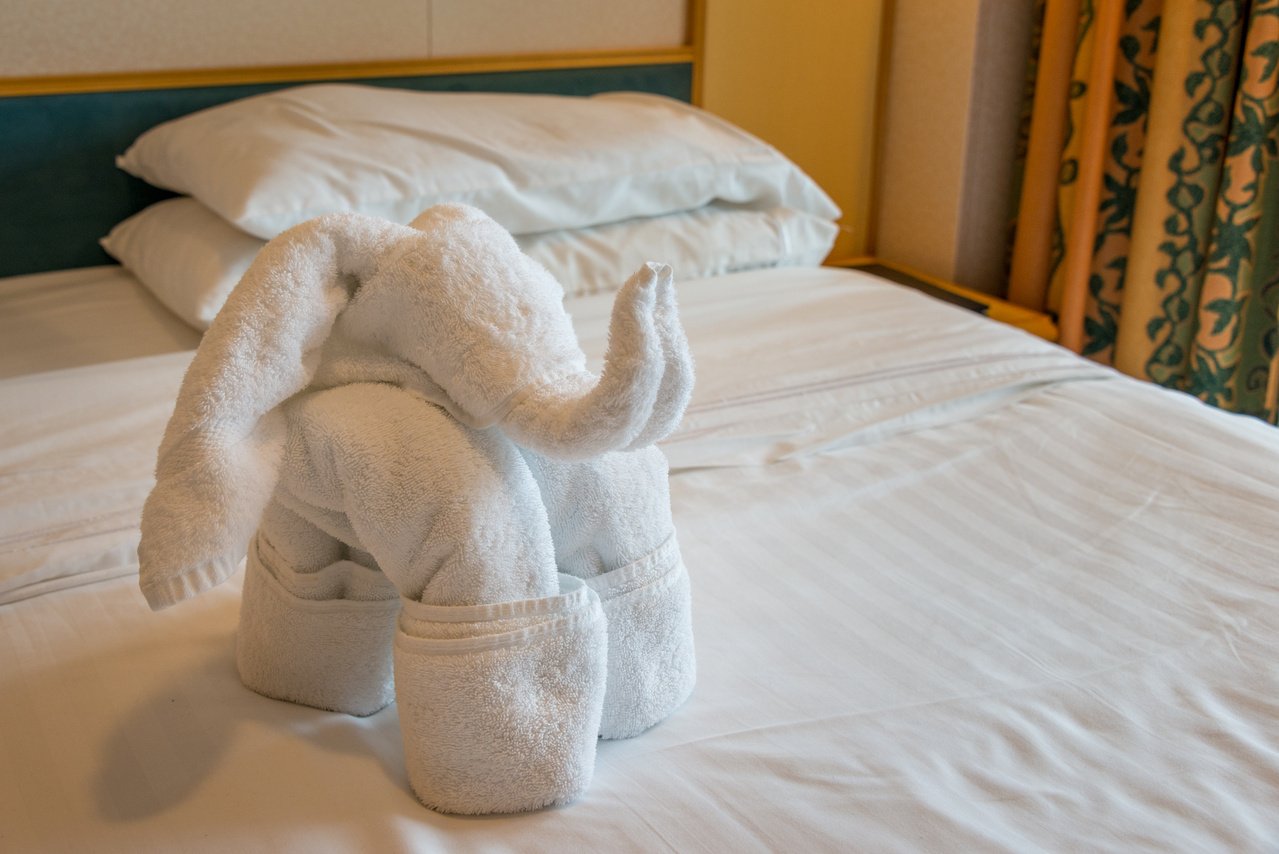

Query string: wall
700 0 885 261
874 0 1035 294
1 0 879 260
0 0 686 75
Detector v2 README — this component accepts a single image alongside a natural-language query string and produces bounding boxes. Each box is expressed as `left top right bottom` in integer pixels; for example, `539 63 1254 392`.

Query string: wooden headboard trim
0 45 700 100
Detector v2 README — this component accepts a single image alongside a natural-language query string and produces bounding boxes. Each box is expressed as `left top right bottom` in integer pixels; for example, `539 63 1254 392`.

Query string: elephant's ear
137 213 407 610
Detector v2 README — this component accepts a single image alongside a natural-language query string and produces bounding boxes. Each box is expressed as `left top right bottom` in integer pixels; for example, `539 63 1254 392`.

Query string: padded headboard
0 51 699 278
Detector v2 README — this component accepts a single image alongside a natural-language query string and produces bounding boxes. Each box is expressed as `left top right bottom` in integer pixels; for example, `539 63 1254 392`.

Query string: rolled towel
236 533 400 716
394 574 607 814
521 445 696 738
585 535 695 739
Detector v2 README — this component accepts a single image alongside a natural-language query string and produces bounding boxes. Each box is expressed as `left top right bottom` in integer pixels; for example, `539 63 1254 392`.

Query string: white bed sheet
0 265 201 379
2 267 1278 852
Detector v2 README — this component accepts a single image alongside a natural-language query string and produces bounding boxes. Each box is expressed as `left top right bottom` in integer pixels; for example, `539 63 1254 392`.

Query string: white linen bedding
0 266 201 379
2 267 1277 852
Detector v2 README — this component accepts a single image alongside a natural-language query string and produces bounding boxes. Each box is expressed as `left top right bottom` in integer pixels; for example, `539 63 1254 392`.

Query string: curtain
1009 0 1279 423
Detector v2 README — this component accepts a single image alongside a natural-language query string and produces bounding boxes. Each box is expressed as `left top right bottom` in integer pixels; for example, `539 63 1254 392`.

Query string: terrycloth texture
236 533 399 716
138 203 693 610
622 262 695 451
586 537 695 739
395 575 608 814
137 212 401 610
522 446 696 738
275 381 561 606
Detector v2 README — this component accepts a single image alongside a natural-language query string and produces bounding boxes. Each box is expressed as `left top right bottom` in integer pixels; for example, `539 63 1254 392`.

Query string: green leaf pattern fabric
1187 0 1279 418
1033 0 1279 422
1084 0 1163 362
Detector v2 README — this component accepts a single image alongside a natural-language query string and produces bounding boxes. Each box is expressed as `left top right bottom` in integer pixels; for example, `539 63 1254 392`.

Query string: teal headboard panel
0 63 693 278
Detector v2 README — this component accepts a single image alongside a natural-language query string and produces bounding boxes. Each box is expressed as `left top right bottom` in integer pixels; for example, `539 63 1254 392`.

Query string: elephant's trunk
501 263 693 460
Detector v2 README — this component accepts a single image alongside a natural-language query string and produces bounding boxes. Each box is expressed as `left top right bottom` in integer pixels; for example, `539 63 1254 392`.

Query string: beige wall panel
875 0 980 282
875 0 1036 294
953 1 1035 292
701 0 884 260
430 0 686 56
0 0 430 76
0 0 686 77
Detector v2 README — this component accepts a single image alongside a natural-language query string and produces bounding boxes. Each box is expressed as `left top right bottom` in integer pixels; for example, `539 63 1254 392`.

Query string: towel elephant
137 204 695 814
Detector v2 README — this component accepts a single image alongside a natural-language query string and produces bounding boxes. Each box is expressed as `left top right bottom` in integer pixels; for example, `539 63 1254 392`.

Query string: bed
4 51 1279 854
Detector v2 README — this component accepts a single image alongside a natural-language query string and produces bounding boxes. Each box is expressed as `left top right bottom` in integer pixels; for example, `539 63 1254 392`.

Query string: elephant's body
274 381 560 606
264 380 677 609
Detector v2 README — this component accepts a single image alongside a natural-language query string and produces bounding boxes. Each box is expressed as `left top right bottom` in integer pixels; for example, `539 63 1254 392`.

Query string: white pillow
101 198 838 328
518 205 838 296
99 197 262 329
116 85 840 240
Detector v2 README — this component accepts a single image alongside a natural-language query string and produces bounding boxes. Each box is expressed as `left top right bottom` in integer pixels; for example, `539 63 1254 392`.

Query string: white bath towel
237 531 400 716
135 203 694 815
522 446 696 738
137 212 401 610
586 536 693 738
395 575 608 814
276 381 562 606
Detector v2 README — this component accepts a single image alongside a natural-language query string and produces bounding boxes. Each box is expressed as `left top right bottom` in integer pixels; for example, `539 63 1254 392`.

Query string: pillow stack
103 84 841 329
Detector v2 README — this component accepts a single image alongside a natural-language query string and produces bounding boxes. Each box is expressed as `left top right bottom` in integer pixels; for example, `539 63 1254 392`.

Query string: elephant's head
137 203 693 610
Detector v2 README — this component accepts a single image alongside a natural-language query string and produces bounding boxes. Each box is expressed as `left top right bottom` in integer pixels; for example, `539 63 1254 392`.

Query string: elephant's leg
236 499 400 716
521 446 695 740
256 498 398 598
283 383 607 813
519 445 675 577
258 498 344 571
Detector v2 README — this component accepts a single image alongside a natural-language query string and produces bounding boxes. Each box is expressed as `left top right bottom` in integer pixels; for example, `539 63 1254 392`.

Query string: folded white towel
522 446 696 738
237 531 400 716
276 381 562 606
137 212 401 610
587 536 694 738
395 575 607 814
135 203 694 815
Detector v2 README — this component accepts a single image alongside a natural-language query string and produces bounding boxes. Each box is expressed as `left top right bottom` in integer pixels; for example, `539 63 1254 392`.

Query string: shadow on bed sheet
90 635 407 824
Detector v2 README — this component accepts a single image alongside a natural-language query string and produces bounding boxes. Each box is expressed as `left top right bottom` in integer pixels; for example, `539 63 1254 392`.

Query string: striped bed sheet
2 266 1277 851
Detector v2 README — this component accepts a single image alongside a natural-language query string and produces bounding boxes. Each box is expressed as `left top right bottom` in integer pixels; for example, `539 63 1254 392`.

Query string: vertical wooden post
1007 0 1081 311
1056 0 1124 352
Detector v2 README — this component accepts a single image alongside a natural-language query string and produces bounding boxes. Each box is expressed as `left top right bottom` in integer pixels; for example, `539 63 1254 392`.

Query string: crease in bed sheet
663 354 1109 468
569 266 1115 468
0 350 191 606
0 267 1100 605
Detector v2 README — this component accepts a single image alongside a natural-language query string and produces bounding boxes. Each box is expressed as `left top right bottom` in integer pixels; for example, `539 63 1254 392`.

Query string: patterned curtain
1009 0 1279 423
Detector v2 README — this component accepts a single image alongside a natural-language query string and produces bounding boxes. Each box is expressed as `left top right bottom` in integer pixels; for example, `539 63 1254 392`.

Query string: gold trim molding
0 45 697 98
